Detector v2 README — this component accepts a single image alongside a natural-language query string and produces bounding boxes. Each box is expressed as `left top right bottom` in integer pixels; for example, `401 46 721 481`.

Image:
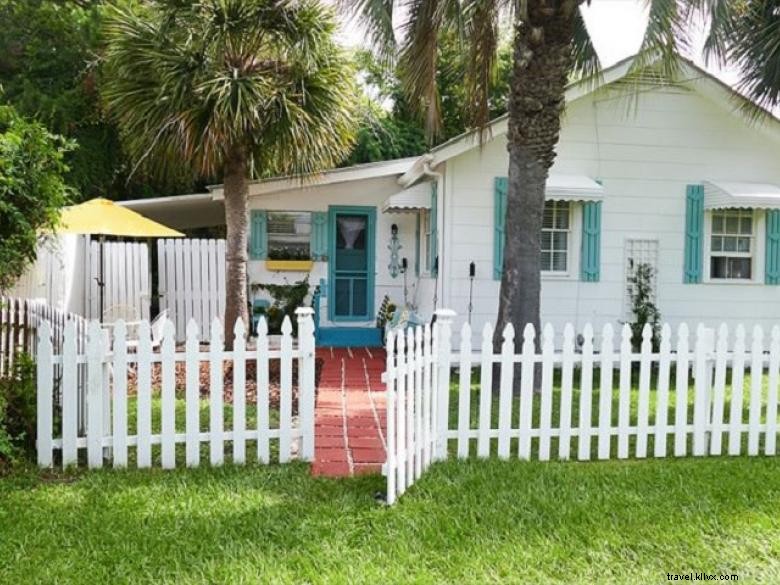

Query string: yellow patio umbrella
58 198 184 321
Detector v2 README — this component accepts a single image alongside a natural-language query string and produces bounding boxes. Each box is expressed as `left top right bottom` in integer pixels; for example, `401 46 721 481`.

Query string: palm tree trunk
223 149 249 349
494 1 578 391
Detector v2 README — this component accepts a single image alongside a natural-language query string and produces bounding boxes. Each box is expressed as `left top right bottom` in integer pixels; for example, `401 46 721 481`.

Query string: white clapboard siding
36 311 316 470
157 238 226 342
383 309 780 505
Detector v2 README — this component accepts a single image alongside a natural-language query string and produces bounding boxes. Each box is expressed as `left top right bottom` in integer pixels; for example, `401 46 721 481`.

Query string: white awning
546 174 604 201
704 181 780 210
382 182 432 213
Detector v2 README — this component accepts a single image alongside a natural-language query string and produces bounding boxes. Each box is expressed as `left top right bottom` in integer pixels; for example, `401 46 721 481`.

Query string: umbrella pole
99 235 105 323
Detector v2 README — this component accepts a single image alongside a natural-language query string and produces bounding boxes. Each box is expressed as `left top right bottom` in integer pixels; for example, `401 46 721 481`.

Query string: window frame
266 210 313 260
419 209 433 276
704 208 766 284
541 200 579 279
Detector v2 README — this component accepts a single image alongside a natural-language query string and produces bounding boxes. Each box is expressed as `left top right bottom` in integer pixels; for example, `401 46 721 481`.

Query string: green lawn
3 374 779 583
2 458 780 583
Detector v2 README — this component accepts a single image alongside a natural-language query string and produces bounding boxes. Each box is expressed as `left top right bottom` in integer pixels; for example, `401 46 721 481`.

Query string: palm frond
101 0 358 182
571 6 601 88
718 0 780 116
397 0 452 138
338 0 397 62
462 0 500 134
632 0 691 77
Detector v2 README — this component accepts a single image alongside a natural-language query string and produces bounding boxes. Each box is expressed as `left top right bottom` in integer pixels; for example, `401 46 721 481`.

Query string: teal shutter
683 184 704 283
249 210 267 260
430 183 438 276
414 213 421 276
311 212 328 260
493 177 508 280
580 201 602 282
766 209 780 285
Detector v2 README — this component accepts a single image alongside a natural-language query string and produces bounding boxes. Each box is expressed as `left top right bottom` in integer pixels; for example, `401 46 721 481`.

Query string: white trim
211 157 418 199
542 203 582 282
703 209 766 284
704 181 780 210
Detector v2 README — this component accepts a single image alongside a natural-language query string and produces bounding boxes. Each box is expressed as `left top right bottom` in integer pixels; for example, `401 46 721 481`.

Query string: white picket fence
36 308 316 470
384 309 780 504
158 238 226 342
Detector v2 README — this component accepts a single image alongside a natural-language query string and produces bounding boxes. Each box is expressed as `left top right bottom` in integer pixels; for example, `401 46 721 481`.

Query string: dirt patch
126 350 323 410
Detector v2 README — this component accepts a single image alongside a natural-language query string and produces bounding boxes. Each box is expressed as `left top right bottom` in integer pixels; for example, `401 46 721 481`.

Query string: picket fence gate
384 310 780 504
36 308 316 470
87 240 151 322
157 238 226 342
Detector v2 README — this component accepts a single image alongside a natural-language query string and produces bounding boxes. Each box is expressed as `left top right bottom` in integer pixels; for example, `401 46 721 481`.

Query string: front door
329 206 376 321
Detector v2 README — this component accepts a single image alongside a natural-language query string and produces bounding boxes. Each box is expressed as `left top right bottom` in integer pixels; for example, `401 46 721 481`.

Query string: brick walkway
311 347 387 477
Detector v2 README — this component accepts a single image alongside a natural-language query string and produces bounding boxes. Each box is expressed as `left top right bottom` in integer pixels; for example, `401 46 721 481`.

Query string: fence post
295 307 316 461
86 320 104 469
433 309 455 461
36 321 53 468
693 325 715 456
384 330 397 505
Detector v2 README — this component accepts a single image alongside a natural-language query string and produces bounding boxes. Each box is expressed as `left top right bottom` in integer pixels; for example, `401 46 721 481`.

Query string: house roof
208 156 419 199
399 55 780 186
117 52 780 219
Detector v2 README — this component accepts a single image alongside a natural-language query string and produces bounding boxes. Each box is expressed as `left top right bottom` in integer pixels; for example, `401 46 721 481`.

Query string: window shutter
493 177 508 280
683 184 704 283
766 209 780 285
249 210 267 260
430 183 438 276
311 212 328 261
580 201 602 282
414 213 421 276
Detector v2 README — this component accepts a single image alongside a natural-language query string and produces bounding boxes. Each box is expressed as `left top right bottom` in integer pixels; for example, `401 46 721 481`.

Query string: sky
336 0 760 108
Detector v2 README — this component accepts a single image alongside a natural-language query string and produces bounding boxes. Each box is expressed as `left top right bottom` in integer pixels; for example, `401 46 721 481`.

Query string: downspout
420 160 445 315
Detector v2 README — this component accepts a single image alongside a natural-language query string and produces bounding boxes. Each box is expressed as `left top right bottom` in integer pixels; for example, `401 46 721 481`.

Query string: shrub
0 353 37 468
627 262 661 351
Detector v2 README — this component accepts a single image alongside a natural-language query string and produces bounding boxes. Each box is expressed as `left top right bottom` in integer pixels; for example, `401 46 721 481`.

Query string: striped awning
546 174 604 201
704 181 780 210
382 182 432 213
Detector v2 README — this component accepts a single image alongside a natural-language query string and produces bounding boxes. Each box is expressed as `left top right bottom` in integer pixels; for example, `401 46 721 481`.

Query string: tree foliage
0 105 73 291
0 0 198 200
101 0 358 341
346 35 513 165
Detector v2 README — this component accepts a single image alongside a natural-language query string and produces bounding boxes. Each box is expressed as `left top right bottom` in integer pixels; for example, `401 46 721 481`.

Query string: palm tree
344 0 780 355
102 0 357 345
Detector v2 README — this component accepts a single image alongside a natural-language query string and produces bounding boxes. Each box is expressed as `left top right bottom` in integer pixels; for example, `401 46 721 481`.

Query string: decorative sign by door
388 223 402 278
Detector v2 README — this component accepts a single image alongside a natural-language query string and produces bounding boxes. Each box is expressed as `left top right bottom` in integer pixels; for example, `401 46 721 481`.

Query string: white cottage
123 55 780 346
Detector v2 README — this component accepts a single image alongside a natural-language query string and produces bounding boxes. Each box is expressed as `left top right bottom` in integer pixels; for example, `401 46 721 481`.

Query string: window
267 211 311 260
541 201 570 272
710 209 753 280
421 210 432 273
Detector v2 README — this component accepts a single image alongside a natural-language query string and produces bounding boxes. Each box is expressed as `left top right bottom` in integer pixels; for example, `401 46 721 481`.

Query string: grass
3 372 778 583
2 457 780 583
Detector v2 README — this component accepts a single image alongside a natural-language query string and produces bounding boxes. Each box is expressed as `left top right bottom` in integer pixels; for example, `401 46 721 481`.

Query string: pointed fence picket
383 309 780 505
36 309 316 470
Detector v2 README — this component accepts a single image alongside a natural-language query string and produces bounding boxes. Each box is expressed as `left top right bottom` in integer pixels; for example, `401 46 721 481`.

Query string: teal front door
329 206 376 321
